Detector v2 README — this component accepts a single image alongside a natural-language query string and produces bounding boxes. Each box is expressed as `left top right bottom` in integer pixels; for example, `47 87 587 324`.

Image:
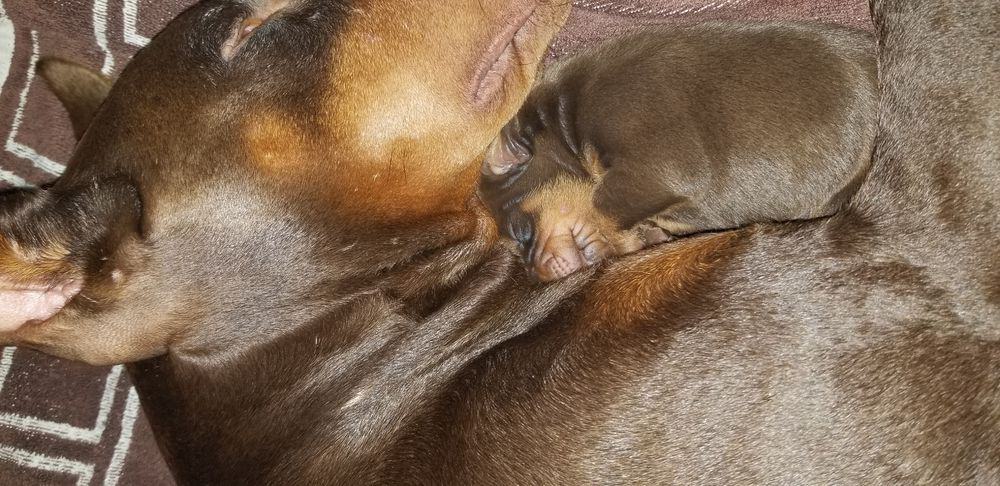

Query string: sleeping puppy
479 22 876 281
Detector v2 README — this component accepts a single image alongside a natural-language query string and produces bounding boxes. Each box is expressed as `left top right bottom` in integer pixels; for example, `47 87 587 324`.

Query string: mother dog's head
0 0 571 364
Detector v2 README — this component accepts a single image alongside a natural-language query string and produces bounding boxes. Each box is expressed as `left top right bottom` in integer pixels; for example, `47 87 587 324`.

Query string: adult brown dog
1 0 998 484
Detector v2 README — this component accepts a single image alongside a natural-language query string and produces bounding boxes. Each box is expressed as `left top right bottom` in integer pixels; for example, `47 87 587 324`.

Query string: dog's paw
532 216 613 281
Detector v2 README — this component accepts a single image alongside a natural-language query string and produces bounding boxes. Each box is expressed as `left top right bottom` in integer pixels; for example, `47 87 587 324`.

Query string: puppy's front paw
572 220 614 265
532 216 613 281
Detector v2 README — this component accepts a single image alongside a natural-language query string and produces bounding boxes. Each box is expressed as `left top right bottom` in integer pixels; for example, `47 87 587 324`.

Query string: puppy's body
482 24 876 280
0 0 997 484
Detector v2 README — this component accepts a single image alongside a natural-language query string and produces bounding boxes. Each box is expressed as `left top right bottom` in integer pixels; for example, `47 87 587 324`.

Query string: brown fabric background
0 1 869 484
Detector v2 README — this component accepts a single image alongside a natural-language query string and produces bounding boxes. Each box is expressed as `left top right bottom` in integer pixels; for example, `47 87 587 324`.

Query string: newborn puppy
479 23 876 281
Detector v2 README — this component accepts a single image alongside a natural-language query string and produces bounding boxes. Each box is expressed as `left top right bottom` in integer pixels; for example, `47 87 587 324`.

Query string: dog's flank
480 23 877 281
0 0 997 484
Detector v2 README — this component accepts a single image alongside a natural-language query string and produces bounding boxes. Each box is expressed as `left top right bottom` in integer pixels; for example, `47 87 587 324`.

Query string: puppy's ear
36 58 112 140
483 122 532 176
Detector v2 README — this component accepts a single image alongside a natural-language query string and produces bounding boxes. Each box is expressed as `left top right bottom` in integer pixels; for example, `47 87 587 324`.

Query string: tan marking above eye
243 111 309 173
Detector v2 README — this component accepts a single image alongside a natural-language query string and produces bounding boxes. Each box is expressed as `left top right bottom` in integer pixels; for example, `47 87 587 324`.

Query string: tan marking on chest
581 232 739 324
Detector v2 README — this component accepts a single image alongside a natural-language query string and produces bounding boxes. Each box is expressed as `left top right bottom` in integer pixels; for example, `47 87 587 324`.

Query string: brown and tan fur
480 23 877 281
0 0 998 484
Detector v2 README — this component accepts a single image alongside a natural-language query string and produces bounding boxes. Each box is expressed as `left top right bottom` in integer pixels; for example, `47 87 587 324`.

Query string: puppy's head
0 0 571 365
479 86 595 259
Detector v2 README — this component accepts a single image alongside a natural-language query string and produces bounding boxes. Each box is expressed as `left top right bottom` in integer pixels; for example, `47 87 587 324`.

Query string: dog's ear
36 58 112 140
483 122 533 176
0 178 158 364
322 0 572 216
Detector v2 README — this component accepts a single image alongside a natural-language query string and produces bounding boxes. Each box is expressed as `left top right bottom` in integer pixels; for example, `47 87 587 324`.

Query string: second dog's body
481 24 876 280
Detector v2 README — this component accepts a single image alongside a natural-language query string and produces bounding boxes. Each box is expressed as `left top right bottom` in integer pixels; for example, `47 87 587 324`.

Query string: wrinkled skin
1 0 998 484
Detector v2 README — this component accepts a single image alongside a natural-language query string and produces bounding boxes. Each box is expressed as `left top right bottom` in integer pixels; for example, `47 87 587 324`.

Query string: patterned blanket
0 1 869 484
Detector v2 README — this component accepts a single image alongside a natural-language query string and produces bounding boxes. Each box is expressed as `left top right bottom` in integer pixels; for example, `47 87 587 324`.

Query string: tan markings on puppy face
521 176 600 221
320 0 571 220
581 231 739 324
520 175 644 280
522 176 639 253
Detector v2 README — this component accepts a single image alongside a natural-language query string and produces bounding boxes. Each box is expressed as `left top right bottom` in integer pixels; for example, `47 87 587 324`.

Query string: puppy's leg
533 209 612 279
634 221 674 247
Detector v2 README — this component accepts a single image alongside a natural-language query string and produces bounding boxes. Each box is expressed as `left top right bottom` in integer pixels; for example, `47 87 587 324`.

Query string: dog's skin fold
0 0 998 484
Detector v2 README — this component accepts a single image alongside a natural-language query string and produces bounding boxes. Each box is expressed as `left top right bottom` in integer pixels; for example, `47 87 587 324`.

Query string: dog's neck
129 195 589 482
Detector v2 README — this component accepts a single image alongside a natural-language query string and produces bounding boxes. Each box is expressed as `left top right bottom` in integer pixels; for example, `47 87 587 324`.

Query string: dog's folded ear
0 178 149 363
483 124 533 176
36 58 112 140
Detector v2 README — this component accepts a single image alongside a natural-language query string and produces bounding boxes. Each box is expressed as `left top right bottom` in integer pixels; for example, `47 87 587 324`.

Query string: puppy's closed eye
505 209 535 251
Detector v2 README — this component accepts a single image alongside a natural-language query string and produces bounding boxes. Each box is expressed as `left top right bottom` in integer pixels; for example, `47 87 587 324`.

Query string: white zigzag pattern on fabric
0 446 95 486
0 1 26 186
0 346 140 484
0 363 124 444
5 31 66 177
123 0 152 47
